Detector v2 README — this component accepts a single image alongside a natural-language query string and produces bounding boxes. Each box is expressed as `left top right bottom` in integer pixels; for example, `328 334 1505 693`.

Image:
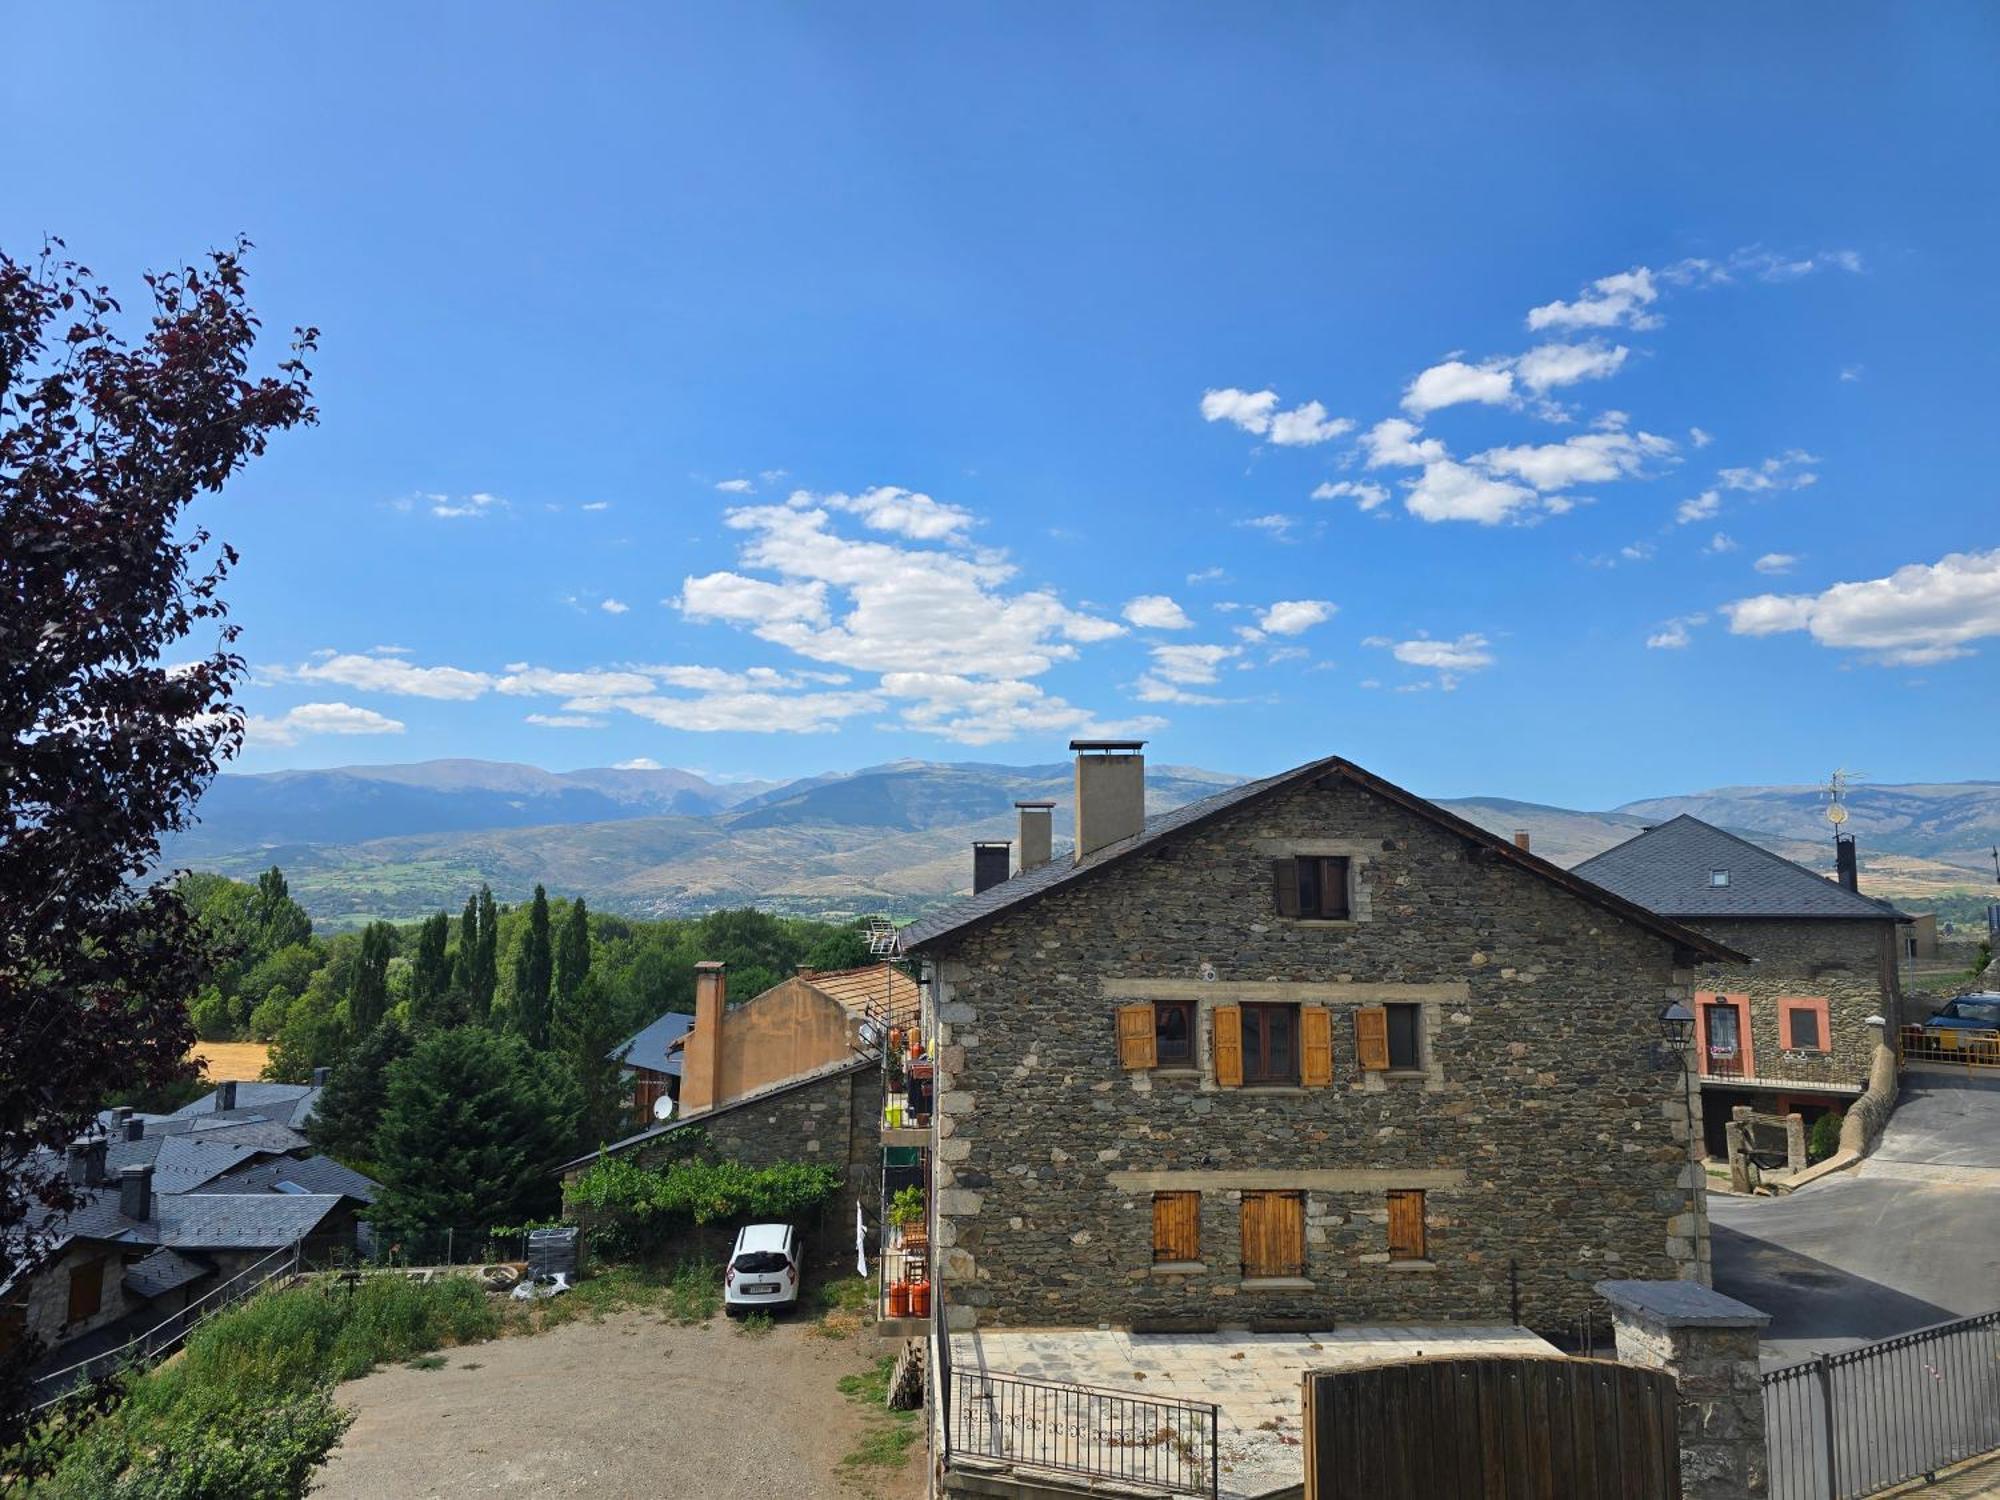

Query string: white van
724 1222 800 1314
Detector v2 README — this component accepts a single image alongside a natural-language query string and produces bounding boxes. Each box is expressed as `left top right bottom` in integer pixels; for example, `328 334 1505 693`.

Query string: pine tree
306 1017 410 1167
348 922 395 1036
555 972 626 1151
512 885 554 1047
470 885 499 1023
252 865 314 954
553 897 590 1013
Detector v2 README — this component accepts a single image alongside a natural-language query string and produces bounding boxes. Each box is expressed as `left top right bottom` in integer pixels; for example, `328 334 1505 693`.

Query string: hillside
169 759 2000 929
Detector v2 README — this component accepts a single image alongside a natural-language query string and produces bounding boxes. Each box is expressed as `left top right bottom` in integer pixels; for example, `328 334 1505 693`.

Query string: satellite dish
652 1095 676 1123
1828 803 1849 827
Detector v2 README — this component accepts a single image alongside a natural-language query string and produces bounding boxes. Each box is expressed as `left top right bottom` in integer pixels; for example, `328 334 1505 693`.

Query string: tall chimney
66 1141 90 1186
681 961 728 1116
112 1105 133 1133
1070 740 1147 861
119 1164 153 1222
1836 834 1859 893
1015 800 1055 872
85 1136 108 1186
126 1117 145 1142
216 1080 238 1111
972 841 1012 894
1513 829 1531 853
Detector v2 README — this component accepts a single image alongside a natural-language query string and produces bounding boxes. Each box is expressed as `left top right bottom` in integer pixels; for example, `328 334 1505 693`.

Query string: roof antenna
1823 768 1863 844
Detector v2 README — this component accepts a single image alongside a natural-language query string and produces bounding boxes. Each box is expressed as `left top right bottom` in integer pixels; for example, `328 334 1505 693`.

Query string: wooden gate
1304 1356 1680 1500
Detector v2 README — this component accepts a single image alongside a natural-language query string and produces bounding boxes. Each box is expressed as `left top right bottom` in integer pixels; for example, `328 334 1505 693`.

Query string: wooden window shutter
67 1258 103 1323
1300 1006 1334 1087
1354 1006 1390 1071
1387 1190 1426 1260
1242 1191 1306 1278
1152 1192 1201 1263
1116 1003 1157 1069
1272 858 1301 918
1212 1005 1244 1087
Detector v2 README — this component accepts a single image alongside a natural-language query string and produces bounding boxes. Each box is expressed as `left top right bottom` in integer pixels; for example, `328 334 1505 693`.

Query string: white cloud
1365 632 1494 689
1704 532 1739 554
1147 643 1240 685
581 501 612 512
604 687 880 735
876 672 1162 745
1200 387 1279 434
1527 267 1660 332
1753 553 1799 576
1718 450 1819 492
1360 418 1447 469
823 485 973 541
1404 460 1542 525
1474 426 1674 492
1689 427 1713 449
1122 594 1194 630
1239 513 1299 540
1132 675 1228 706
1200 387 1349 445
245 701 405 748
715 479 755 494
1257 600 1334 636
615 757 663 769
525 712 608 728
677 571 831 629
1513 341 1629 394
1722 549 2000 665
1645 613 1707 650
291 653 493 700
1402 358 1515 415
1185 566 1228 585
1312 480 1390 512
1267 401 1353 446
496 666 658 698
1840 365 1863 383
600 598 630 615
429 491 507 520
1676 489 1720 524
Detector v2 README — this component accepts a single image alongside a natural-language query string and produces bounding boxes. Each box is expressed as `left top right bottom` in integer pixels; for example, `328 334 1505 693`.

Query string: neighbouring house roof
170 1083 322 1130
897 755 1747 964
557 1052 876 1174
121 1247 215 1300
194 1153 380 1205
1573 815 1910 922
106 1137 271 1195
803 965 921 1024
60 1189 346 1251
610 1011 696 1077
179 1119 314 1153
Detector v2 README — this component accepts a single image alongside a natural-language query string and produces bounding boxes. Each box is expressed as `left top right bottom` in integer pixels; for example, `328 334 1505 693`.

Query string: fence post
1815 1354 1839 1500
1210 1402 1220 1498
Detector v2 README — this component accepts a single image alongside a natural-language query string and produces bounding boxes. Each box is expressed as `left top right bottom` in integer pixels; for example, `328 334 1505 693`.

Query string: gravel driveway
313 1310 925 1500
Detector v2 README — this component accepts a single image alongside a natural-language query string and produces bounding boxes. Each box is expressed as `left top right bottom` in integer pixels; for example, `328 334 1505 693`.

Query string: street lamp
1658 1001 1695 1049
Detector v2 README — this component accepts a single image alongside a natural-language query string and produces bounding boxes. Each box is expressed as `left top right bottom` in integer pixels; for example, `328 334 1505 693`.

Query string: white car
724 1223 800 1314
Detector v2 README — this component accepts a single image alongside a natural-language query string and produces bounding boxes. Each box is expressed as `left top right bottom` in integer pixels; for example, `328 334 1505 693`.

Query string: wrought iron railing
1764 1308 2000 1500
951 1368 1220 1497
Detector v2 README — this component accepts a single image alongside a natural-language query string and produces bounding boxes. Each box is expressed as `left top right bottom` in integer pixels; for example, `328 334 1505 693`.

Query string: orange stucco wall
683 976 858 1114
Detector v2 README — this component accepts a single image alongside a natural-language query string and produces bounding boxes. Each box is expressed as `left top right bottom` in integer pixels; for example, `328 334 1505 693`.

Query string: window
1385 1003 1422 1070
1272 856 1351 920
1709 869 1730 887
1155 1001 1195 1066
1787 1007 1822 1050
66 1257 104 1324
1241 1003 1299 1085
1779 996 1831 1054
1153 1192 1201 1263
1240 1191 1306 1279
1387 1190 1427 1261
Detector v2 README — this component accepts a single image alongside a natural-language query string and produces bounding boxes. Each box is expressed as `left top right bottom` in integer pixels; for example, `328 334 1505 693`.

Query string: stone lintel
1107 1167 1469 1193
1596 1279 1770 1330
1102 979 1472 1004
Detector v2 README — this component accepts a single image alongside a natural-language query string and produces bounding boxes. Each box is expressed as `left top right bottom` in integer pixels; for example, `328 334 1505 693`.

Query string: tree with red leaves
0 239 315 1425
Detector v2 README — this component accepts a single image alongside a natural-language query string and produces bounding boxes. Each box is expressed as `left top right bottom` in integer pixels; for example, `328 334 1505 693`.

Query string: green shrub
1808 1110 1845 1163
563 1153 841 1260
37 1389 351 1500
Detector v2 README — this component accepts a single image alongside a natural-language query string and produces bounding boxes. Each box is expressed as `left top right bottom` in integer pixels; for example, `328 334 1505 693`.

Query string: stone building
1574 816 1908 1155
899 743 1743 1338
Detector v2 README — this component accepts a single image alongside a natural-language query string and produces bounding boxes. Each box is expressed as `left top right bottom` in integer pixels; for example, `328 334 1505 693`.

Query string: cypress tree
512 885 554 1047
307 1017 410 1167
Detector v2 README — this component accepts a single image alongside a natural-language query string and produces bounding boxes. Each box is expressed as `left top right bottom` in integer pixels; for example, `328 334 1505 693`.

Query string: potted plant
889 1185 926 1242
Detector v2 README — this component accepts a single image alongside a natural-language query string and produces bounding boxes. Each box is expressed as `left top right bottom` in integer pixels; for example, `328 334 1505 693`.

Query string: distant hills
163 759 2000 930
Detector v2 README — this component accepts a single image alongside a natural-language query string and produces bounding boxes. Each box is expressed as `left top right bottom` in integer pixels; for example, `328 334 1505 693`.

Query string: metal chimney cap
972 840 1013 848
1013 799 1057 809
1068 738 1145 753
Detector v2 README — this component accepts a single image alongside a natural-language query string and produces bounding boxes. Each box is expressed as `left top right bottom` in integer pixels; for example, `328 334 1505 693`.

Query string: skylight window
1709 869 1730 887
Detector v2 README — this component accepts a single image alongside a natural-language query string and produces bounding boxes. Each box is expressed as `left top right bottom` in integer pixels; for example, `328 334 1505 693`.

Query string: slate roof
180 1119 312 1153
115 1137 269 1194
194 1153 379 1204
171 1083 322 1129
897 755 1746 963
122 1247 215 1300
1572 816 1910 922
611 1011 695 1076
61 1190 345 1251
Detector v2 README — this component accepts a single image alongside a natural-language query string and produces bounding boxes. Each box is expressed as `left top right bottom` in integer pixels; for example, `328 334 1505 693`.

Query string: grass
807 1274 874 1340
836 1356 922 1476
524 1258 722 1332
737 1311 774 1337
404 1354 448 1372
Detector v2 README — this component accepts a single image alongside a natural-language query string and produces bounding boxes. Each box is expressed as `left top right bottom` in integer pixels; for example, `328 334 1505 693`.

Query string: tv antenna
865 917 899 958
1823 768 1863 835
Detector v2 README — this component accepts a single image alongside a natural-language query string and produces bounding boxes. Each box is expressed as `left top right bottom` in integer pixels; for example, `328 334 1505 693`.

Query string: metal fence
950 1368 1219 1497
1764 1309 2000 1500
1899 1025 2000 1070
26 1238 304 1411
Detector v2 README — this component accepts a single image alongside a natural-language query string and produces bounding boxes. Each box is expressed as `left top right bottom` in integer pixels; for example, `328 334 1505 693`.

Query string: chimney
112 1105 133 1134
119 1164 153 1222
972 841 1012 894
1836 834 1859 893
85 1136 108 1186
216 1080 238 1111
1015 800 1055 872
66 1141 90 1186
681 961 728 1116
125 1117 145 1142
311 1066 330 1088
1070 740 1147 861
1513 829 1531 853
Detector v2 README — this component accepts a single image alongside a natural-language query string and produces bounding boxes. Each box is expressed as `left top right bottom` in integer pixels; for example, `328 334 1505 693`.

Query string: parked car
1924 994 2000 1032
724 1222 800 1314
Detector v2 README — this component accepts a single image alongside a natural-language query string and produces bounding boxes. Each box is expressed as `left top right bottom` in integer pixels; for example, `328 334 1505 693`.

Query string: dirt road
313 1311 926 1500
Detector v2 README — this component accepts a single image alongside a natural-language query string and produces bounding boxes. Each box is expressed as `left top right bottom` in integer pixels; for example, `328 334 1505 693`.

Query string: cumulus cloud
525 713 608 728
1122 595 1194 630
1704 532 1739 554
823 485 973 540
1753 553 1799 576
290 653 493 701
1267 401 1353 446
495 666 658 698
1199 387 1279 434
877 671 1162 745
1185 566 1228 585
1312 480 1390 512
1512 341 1629 394
428 491 507 520
1364 632 1495 689
1200 387 1350 445
1404 460 1542 525
1360 419 1447 469
1676 490 1721 524
1257 600 1335 636
1239 513 1300 541
1718 451 1820 492
600 598 630 615
1527 268 1661 332
615 757 663 769
1722 549 2000 665
715 478 755 493
1147 643 1241 685
1689 427 1713 449
245 702 405 747
1645 613 1707 650
1402 358 1515 416
1474 425 1674 492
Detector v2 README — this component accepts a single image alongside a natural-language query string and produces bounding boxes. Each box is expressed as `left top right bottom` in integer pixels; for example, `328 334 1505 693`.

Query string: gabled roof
898 755 1747 964
105 1136 269 1194
61 1189 344 1251
611 1011 696 1076
194 1153 379 1204
122 1247 214 1300
171 1083 322 1129
1573 815 1910 921
805 965 921 1024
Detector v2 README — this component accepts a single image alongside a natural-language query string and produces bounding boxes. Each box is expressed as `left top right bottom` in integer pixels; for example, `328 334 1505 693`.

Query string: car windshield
1948 1001 2000 1025
733 1250 789 1274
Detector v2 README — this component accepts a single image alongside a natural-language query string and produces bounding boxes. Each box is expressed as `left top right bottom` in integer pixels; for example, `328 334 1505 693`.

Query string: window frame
1152 1191 1202 1265
1240 1002 1301 1086
1297 855 1352 920
1154 1000 1197 1068
1384 1002 1422 1071
1709 868 1731 887
1777 995 1832 1055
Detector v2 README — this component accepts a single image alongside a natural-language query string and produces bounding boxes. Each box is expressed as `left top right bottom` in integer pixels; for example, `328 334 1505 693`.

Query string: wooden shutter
1387 1189 1426 1260
1300 1006 1333 1087
1322 856 1352 919
1354 1006 1390 1071
1242 1191 1306 1278
1152 1192 1201 1263
1116 1003 1157 1069
1272 858 1301 917
67 1258 103 1323
1212 1005 1244 1087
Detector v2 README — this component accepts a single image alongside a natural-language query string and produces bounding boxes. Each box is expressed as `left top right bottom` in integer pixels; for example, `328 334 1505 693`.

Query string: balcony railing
1702 1045 1746 1080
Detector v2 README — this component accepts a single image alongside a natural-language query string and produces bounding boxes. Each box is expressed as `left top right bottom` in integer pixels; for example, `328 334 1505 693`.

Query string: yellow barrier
1900 1025 2000 1069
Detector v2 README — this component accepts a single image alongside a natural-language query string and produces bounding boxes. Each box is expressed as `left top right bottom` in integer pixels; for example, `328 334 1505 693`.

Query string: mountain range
162 759 2000 930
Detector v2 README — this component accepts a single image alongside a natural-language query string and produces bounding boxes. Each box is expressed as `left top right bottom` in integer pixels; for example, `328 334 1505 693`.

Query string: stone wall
19 1238 136 1352
924 774 1711 1336
1686 916 1900 1093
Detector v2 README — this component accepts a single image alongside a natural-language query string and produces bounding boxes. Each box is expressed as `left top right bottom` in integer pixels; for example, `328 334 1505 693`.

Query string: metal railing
951 1368 1220 1497
1764 1309 2000 1500
1900 1025 2000 1069
26 1238 304 1411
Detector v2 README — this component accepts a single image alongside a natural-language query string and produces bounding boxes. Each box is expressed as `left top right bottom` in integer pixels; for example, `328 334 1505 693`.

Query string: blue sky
8 3 1996 807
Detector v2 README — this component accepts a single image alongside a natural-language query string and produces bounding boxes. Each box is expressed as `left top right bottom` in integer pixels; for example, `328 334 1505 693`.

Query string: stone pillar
1782 1113 1807 1176
1598 1279 1771 1500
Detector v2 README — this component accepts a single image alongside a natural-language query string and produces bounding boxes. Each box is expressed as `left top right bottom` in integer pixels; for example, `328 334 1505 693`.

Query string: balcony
876 1186 930 1336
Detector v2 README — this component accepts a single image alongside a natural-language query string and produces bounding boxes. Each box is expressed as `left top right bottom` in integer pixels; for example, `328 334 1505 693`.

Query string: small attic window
1709 869 1730 887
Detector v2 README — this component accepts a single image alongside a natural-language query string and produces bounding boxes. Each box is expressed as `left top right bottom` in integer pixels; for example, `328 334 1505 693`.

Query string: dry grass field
188 1040 272 1081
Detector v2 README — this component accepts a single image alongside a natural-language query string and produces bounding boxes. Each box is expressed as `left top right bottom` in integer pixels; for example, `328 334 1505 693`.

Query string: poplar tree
347 921 395 1035
512 885 554 1047
553 896 590 1013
